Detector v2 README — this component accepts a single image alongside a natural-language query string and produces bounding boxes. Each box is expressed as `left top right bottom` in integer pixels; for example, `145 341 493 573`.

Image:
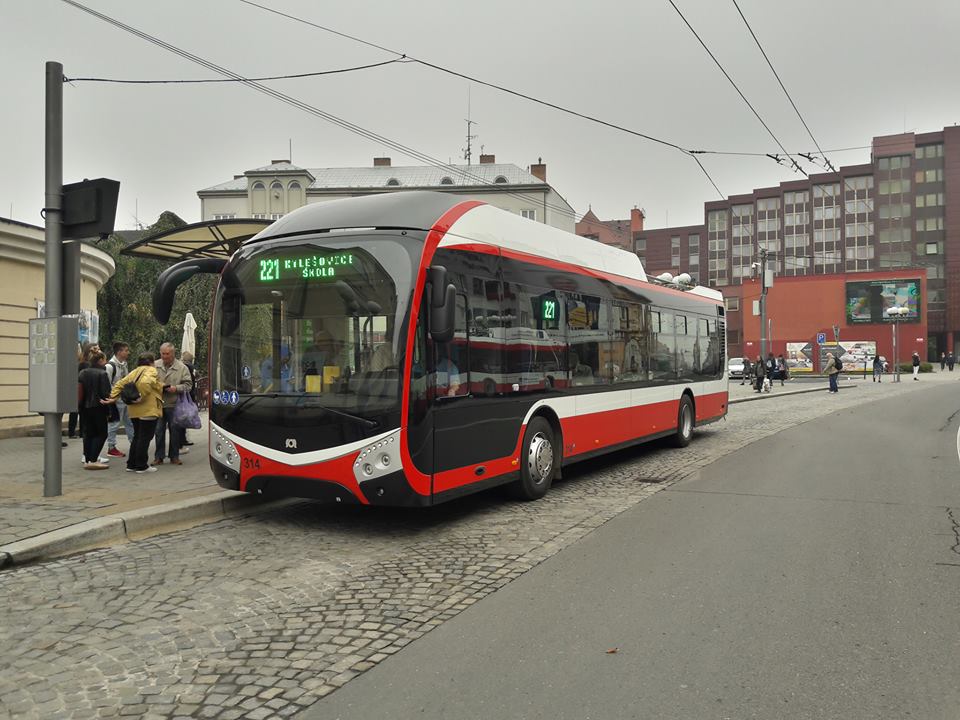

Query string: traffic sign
816 332 826 344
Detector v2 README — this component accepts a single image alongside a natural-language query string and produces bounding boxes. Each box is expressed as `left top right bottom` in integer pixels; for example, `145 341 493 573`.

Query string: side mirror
428 265 456 343
153 258 226 324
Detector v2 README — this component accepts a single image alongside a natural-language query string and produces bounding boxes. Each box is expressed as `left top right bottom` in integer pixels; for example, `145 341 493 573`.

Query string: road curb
0 490 289 570
729 382 857 404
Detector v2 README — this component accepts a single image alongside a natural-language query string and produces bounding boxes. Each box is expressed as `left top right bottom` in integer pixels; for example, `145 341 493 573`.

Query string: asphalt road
304 383 960 720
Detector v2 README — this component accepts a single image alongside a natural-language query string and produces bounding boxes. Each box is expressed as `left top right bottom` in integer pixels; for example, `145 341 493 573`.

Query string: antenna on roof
463 86 478 165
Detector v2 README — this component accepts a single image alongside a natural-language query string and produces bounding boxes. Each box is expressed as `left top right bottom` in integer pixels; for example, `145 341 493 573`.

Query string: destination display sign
258 252 356 282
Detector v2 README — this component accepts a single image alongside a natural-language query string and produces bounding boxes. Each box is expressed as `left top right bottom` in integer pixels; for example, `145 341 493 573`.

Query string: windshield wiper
298 401 379 428
226 393 379 428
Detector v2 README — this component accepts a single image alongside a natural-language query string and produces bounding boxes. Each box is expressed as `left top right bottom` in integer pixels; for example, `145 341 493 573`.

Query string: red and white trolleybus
154 191 727 506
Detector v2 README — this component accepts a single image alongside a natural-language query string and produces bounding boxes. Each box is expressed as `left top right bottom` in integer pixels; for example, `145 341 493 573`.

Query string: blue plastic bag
173 390 202 429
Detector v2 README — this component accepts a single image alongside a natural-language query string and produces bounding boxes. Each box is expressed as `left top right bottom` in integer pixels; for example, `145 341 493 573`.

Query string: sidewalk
728 367 956 403
0 412 274 568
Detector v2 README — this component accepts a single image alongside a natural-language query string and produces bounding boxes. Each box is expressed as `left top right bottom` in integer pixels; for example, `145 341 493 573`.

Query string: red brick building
576 207 645 251
728 270 927 371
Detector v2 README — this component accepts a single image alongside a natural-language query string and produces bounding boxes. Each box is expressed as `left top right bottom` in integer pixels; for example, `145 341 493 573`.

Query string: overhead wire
665 0 807 177
59 0 587 223
730 0 835 172
234 0 725 198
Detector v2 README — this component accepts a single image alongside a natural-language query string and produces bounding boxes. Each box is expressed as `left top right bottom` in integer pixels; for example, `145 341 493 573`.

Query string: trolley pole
43 61 64 497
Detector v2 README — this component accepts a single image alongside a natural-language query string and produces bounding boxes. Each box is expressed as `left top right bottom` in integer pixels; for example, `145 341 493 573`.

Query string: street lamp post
885 305 909 382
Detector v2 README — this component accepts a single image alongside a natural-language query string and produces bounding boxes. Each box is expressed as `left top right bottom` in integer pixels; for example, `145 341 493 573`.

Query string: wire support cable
63 58 406 84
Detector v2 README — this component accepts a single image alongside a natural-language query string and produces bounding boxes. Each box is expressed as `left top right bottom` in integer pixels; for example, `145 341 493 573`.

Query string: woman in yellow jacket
107 352 165 473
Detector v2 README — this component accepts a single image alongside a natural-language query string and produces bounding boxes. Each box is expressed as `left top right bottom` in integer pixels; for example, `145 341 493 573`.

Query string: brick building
635 126 960 362
575 207 645 250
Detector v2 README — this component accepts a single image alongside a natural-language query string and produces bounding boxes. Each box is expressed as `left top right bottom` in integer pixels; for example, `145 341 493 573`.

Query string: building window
440 177 454 185
494 175 508 184
725 296 740 312
521 209 537 221
270 213 284 220
386 178 400 186
213 213 236 220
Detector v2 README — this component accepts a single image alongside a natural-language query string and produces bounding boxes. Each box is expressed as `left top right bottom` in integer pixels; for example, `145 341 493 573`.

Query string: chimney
530 158 546 182
374 157 391 167
630 207 645 233
479 154 495 164
271 159 290 165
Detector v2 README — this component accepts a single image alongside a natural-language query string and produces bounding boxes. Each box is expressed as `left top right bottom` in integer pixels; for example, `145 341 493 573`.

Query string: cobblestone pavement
0 378 953 719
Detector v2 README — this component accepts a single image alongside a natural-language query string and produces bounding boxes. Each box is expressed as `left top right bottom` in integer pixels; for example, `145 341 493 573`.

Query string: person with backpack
764 353 777 391
105 352 164 474
912 352 921 380
105 342 133 457
824 352 840 393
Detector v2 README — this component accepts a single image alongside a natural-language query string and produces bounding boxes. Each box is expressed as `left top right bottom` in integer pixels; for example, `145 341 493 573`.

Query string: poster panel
785 342 814 373
846 279 920 324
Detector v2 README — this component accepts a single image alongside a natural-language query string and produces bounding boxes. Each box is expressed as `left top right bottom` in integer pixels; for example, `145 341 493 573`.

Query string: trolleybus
153 191 727 506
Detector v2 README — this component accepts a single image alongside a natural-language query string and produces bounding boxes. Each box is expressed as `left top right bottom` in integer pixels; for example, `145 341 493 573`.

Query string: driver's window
433 294 468 399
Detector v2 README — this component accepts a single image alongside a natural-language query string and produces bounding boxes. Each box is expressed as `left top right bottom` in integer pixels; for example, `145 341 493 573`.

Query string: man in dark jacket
753 355 765 392
764 353 777 391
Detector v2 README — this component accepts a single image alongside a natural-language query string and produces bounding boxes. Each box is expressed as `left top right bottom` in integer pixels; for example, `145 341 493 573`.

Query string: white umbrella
181 312 197 358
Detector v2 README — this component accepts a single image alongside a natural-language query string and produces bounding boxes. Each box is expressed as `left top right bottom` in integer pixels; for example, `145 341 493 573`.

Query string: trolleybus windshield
210 234 419 448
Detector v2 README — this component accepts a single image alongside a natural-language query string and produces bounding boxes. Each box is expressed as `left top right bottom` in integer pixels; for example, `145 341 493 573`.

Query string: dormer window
494 175 508 184
386 178 400 186
440 177 454 185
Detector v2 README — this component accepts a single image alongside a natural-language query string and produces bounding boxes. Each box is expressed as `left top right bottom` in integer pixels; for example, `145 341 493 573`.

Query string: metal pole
759 248 767 359
893 318 899 383
43 61 64 497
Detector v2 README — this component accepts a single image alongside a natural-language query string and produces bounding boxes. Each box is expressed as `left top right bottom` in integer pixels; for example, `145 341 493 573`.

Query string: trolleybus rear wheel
672 395 694 448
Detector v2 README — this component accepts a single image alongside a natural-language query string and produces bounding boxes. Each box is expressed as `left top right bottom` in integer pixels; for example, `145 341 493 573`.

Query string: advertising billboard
846 279 920 324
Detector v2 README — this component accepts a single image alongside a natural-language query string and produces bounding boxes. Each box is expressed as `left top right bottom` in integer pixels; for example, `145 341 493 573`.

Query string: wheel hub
527 432 553 484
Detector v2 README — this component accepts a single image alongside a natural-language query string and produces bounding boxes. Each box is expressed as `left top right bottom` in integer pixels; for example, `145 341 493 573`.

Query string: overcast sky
3 0 959 232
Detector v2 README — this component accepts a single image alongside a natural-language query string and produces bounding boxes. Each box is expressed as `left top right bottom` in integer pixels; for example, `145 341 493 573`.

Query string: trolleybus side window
651 311 676 382
567 294 606 386
618 302 649 384
675 314 696 381
608 302 629 384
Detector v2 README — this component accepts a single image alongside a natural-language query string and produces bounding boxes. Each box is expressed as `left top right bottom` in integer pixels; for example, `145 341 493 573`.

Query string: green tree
97 211 217 374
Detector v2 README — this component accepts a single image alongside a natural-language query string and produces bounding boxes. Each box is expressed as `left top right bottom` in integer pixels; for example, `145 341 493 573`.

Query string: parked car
728 357 746 379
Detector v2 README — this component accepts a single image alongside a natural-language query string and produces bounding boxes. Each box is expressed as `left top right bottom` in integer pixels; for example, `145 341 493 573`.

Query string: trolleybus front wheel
509 417 556 501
